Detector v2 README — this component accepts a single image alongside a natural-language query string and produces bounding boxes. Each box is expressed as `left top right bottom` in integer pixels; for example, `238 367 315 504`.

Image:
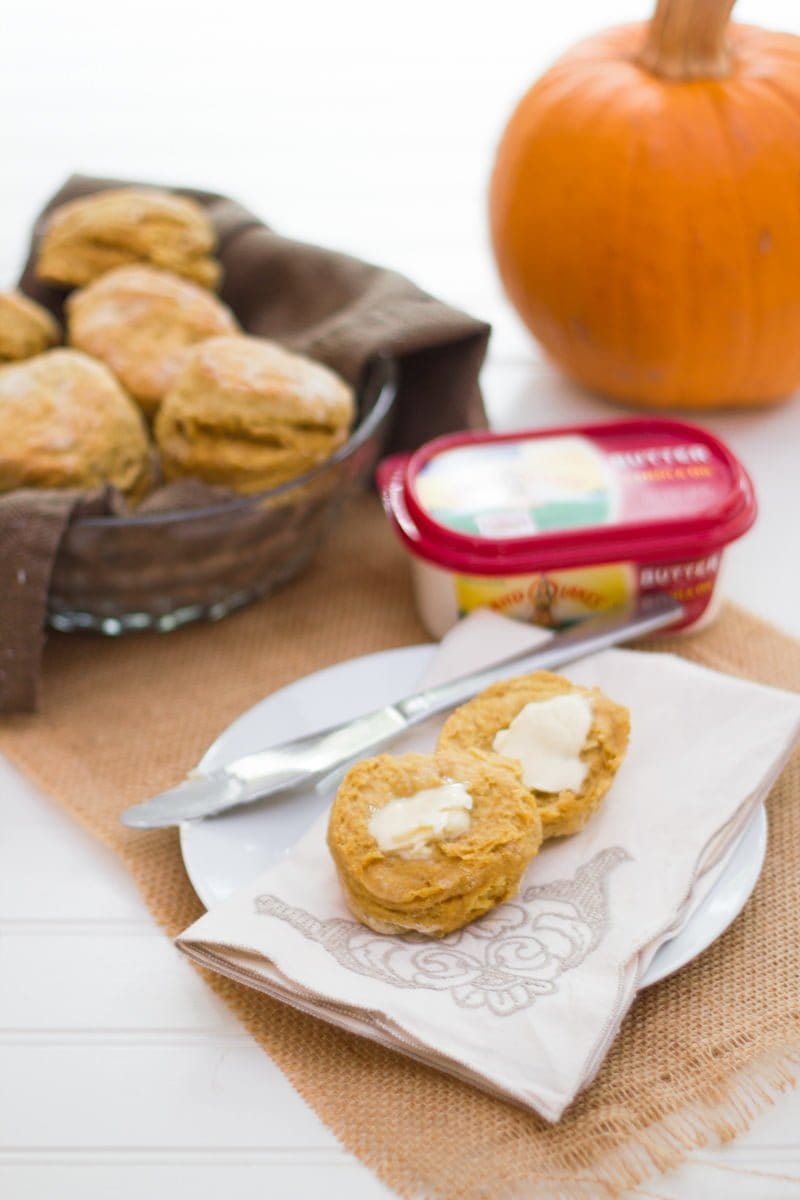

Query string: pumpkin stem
638 0 736 80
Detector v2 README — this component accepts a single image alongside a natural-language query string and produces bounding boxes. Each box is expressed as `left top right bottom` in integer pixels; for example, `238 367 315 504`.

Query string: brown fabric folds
0 174 490 713
0 494 798 1200
0 488 87 712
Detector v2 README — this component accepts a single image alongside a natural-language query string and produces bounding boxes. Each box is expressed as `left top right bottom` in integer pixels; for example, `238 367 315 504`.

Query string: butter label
415 436 615 538
455 564 634 628
414 433 731 541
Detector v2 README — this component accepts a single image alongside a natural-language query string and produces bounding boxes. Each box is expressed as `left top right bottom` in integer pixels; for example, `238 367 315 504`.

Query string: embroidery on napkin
254 847 630 1016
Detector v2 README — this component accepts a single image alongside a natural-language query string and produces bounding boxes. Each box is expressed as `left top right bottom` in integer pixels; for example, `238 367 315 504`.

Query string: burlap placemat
1 495 798 1199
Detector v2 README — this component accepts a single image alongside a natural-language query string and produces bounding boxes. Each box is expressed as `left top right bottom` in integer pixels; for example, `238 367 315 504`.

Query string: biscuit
67 266 239 416
437 672 630 840
36 188 220 290
327 749 543 936
0 291 60 362
155 336 355 493
0 349 152 500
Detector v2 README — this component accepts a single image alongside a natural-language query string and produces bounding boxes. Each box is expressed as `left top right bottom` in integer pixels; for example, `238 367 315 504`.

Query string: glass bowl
48 357 398 634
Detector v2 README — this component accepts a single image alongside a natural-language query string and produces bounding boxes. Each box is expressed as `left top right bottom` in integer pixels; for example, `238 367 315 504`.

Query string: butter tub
377 419 756 639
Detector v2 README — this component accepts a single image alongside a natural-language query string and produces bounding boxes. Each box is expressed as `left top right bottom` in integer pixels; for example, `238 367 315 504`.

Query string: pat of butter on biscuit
369 781 473 859
493 694 593 793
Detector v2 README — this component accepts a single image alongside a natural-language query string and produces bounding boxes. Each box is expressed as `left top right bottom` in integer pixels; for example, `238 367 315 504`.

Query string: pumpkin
489 0 800 409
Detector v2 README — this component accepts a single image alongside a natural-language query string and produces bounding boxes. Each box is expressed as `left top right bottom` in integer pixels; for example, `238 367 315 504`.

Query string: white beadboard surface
2 1 800 1196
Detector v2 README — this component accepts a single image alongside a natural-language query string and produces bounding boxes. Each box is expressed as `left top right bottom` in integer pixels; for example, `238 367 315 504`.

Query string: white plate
180 645 767 988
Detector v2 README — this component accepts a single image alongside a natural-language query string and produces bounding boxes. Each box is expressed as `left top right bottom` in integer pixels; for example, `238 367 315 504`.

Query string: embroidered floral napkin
177 611 800 1121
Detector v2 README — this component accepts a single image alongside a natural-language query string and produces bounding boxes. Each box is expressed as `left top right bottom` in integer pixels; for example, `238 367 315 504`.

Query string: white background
2 1 800 1196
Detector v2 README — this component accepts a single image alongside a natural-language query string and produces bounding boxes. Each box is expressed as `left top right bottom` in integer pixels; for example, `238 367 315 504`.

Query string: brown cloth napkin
0 496 798 1200
1 173 490 713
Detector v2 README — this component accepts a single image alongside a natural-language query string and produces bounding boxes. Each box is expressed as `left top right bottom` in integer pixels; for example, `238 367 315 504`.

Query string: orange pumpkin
489 0 800 409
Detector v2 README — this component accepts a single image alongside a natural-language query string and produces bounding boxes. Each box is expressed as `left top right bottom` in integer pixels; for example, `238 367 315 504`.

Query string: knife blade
121 593 683 828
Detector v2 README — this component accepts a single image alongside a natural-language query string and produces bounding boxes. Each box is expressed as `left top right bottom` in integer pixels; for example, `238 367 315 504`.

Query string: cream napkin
177 612 800 1121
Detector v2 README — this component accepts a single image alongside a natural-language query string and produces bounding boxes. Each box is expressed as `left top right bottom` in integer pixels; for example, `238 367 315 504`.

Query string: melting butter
368 781 473 859
493 694 593 793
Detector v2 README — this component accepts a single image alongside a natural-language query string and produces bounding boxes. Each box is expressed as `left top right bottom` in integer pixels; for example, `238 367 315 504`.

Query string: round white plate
180 644 767 988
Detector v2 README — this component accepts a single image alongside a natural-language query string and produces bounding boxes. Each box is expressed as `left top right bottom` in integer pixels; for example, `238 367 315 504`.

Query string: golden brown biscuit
0 291 60 362
0 349 152 500
67 266 239 417
36 188 220 289
155 336 355 493
437 672 630 840
327 749 543 936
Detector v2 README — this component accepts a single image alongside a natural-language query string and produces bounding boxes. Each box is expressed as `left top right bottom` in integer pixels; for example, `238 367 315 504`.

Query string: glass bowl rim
71 356 398 529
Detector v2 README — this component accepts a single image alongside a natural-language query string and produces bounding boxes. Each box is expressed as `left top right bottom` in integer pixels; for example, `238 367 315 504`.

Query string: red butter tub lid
377 418 757 575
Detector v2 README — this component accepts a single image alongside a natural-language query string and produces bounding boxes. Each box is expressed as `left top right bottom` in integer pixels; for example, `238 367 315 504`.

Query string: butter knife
121 594 682 829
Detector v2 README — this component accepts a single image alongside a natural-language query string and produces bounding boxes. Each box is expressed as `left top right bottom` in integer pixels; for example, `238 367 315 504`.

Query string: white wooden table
2 2 799 1195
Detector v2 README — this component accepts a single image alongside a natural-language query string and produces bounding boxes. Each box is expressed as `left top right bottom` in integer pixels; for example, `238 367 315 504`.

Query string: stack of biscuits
328 671 631 937
0 188 355 503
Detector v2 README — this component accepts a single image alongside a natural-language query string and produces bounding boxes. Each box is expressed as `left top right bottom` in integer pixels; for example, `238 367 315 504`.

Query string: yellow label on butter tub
454 564 635 628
